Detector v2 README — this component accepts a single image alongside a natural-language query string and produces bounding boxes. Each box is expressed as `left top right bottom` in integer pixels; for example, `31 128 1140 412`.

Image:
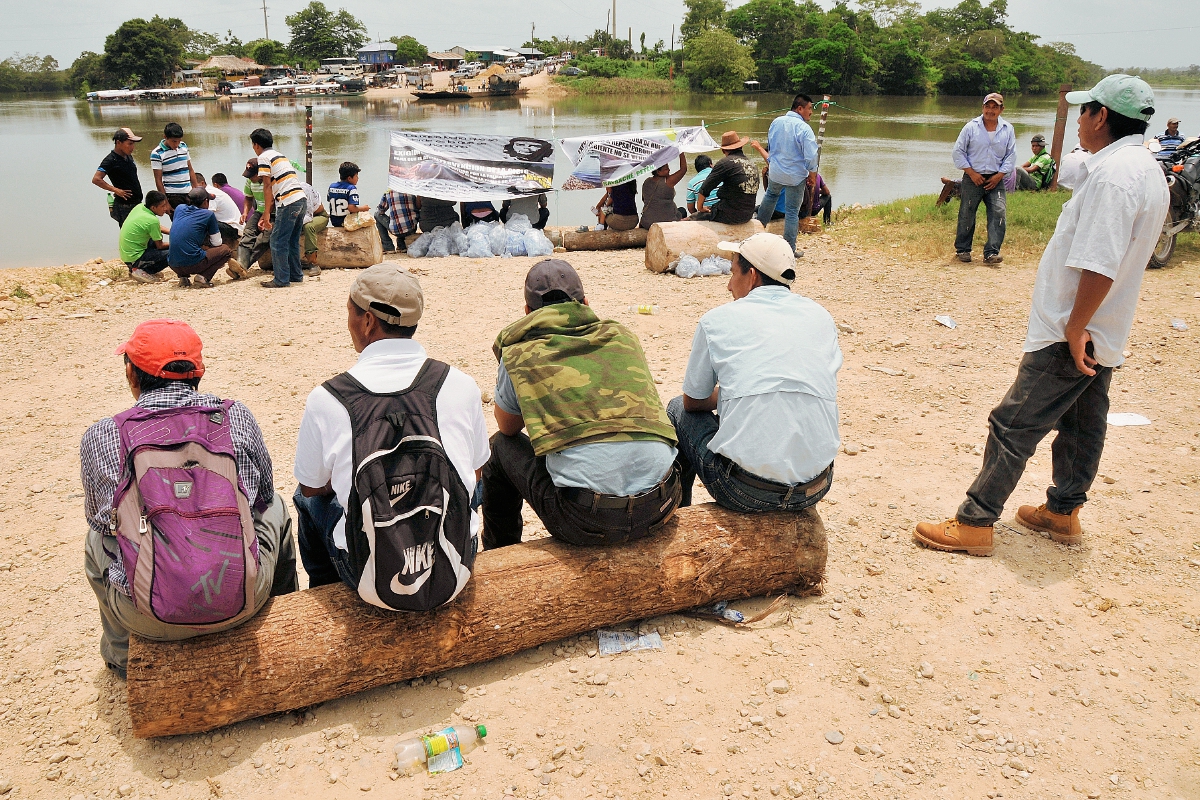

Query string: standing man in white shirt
916 75 1168 556
249 128 308 289
669 232 841 512
952 93 1016 264
293 265 490 588
195 173 243 249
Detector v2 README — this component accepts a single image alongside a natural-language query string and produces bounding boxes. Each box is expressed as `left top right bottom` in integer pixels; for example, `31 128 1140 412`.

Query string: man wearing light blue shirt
668 232 841 513
756 94 820 254
952 92 1017 264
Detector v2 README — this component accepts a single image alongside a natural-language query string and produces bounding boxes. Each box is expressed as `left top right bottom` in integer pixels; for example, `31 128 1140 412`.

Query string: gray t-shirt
495 361 675 495
639 175 679 229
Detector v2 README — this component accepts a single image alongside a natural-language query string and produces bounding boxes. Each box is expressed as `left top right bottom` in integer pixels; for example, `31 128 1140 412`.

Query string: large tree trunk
127 504 826 738
562 227 648 251
315 224 383 269
644 220 766 273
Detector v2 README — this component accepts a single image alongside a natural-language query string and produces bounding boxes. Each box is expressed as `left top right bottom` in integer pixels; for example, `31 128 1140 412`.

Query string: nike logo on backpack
390 542 434 595
388 479 414 507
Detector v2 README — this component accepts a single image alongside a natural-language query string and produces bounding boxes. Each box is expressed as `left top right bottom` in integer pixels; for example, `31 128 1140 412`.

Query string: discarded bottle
394 725 487 775
628 304 659 315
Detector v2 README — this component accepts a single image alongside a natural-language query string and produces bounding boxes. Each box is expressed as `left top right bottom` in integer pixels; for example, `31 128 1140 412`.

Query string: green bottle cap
476 724 487 739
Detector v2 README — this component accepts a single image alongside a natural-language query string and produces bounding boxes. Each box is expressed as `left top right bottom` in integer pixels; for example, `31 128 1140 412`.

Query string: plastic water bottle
628 304 659 315
393 725 487 775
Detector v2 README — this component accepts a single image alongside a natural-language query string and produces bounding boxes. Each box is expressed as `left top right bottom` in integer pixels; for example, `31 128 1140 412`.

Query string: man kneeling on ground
483 260 681 548
669 232 841 512
119 190 172 284
81 319 298 677
293 265 490 590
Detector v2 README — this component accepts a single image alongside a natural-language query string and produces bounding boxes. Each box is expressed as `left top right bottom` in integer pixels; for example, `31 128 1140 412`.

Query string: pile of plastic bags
672 253 732 278
407 213 554 259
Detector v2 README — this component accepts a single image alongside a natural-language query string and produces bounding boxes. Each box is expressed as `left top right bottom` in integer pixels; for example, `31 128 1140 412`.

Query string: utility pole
531 22 535 48
261 0 269 41
669 24 674 80
612 0 617 42
606 8 610 39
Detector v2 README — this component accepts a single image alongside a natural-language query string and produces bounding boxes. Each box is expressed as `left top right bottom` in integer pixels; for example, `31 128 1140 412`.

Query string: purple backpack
110 401 260 627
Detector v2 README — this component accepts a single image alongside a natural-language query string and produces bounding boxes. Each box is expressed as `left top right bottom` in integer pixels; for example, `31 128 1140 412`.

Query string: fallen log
127 503 826 738
315 224 383 269
562 227 647 251
645 219 765 273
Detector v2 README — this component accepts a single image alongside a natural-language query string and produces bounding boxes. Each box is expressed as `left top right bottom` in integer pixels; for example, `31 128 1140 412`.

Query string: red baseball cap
115 319 205 379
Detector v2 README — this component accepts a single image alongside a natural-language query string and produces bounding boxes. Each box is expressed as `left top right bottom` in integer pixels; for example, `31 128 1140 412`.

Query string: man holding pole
914 75 1167 556
951 93 1016 265
756 94 819 254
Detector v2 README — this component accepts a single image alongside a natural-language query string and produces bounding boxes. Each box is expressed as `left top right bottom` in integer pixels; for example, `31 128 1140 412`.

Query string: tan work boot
913 519 994 556
1016 504 1082 544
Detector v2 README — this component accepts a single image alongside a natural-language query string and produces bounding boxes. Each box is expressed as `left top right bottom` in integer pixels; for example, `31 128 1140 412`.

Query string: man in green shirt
118 191 171 283
237 158 270 273
1016 134 1055 191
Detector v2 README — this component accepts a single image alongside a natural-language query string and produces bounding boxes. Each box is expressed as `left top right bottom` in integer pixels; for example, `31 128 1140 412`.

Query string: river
2 89 1198 269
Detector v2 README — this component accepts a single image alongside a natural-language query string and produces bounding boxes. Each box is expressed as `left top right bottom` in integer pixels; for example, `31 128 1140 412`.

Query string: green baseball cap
1065 74 1155 122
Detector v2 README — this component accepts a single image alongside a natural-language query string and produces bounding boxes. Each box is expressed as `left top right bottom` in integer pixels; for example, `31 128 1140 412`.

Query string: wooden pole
126 504 826 738
815 95 831 171
304 105 313 185
1049 83 1070 191
669 25 675 80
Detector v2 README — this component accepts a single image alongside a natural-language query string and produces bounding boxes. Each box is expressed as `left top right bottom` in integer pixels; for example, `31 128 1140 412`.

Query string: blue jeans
270 198 307 285
954 174 1006 257
293 487 357 589
666 396 831 513
756 181 805 252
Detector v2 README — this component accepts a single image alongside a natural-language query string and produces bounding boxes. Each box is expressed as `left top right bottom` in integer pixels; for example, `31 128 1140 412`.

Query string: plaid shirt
378 190 418 236
80 384 274 594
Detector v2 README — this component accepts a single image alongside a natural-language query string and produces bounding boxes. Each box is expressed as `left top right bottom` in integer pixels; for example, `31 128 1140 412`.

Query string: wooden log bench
645 220 765 273
127 503 826 738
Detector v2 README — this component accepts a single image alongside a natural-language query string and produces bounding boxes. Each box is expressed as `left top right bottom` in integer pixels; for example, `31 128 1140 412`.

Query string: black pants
110 201 136 228
126 247 170 275
481 431 680 548
957 342 1112 527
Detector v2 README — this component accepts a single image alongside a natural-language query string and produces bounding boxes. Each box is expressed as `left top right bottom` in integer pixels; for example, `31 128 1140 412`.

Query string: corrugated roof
427 52 463 60
357 42 398 53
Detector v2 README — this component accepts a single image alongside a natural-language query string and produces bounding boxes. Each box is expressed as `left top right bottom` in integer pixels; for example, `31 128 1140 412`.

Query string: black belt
563 465 680 512
728 461 832 502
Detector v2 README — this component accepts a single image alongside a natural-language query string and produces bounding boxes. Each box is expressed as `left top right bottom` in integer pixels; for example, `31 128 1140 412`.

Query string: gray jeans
83 492 298 671
957 342 1112 527
954 173 1006 257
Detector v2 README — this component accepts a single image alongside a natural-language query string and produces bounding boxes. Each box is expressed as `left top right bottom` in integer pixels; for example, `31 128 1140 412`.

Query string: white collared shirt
294 339 490 550
1024 135 1170 367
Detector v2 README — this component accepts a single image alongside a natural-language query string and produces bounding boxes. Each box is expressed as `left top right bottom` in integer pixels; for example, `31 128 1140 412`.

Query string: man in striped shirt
250 127 308 288
150 122 197 215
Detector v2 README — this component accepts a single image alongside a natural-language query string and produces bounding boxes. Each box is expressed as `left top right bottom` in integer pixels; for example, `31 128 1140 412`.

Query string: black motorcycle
1149 136 1200 268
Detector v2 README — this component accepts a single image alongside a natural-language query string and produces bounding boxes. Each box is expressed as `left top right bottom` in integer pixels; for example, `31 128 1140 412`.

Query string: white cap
717 232 797 285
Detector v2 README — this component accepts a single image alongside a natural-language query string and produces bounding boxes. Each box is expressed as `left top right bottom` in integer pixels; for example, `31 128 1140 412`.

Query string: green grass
9 284 30 300
49 270 87 294
553 76 683 95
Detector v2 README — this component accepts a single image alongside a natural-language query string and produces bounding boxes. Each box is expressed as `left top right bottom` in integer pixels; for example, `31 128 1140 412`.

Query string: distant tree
787 20 876 94
213 31 246 58
640 32 646 53
102 17 187 87
726 0 803 92
185 30 220 60
856 0 920 27
875 37 931 95
0 54 66 93
69 50 109 91
608 39 634 60
683 28 755 92
286 2 367 60
245 39 289 67
388 35 428 65
682 0 729 41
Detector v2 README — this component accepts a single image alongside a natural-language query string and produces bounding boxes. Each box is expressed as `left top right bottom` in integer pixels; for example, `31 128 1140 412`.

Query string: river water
2 89 1198 268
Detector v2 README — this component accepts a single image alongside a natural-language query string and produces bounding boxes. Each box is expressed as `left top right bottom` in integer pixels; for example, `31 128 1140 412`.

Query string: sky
2 0 1195 71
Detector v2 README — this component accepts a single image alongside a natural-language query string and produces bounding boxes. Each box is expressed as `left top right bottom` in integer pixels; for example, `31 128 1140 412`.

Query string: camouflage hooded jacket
493 302 677 456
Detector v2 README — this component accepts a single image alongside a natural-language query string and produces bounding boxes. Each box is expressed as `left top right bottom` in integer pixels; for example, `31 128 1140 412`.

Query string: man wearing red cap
80 319 297 676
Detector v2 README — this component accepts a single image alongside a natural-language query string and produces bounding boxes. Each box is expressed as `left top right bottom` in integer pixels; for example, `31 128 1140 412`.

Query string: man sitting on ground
691 130 762 225
376 189 418 253
669 232 841 513
484 260 681 549
238 158 270 272
1016 135 1056 191
195 172 243 247
212 172 245 212
293 265 490 589
500 193 550 229
81 319 297 677
168 187 236 288
119 191 172 284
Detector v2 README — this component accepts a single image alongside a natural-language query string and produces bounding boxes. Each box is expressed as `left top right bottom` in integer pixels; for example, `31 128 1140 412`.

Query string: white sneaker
594 224 606 231
130 268 156 284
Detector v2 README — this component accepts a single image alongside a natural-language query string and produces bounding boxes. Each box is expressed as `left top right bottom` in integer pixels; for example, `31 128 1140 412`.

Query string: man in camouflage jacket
482 259 681 548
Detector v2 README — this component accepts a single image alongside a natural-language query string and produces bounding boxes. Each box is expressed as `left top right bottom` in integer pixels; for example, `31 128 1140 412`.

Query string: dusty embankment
0 235 1197 800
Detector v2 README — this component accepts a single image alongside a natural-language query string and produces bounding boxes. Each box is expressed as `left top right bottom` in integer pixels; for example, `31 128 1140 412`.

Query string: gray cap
350 264 424 325
524 259 585 310
186 187 210 206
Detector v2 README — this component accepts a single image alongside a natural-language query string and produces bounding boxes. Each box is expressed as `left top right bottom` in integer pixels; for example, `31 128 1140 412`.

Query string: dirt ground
0 230 1198 800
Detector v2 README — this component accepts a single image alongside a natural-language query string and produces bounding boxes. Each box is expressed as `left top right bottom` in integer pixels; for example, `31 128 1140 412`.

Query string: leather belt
563 466 680 512
728 462 832 502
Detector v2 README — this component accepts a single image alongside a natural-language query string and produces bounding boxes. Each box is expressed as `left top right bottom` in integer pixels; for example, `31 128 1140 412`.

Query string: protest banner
388 131 554 201
558 126 719 190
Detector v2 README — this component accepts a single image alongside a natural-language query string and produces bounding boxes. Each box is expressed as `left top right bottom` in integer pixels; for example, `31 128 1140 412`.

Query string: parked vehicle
561 66 586 77
1149 137 1200 268
331 75 367 92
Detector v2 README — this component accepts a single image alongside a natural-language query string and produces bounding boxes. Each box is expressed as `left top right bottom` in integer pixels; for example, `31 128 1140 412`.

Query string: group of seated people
82 233 841 676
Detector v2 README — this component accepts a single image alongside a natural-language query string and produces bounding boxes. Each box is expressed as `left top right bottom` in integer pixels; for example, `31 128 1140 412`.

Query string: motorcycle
1148 136 1200 268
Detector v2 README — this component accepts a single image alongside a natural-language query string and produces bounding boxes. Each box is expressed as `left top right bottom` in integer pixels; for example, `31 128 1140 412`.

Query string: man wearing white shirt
196 173 242 247
669 232 841 512
916 75 1168 556
293 265 490 588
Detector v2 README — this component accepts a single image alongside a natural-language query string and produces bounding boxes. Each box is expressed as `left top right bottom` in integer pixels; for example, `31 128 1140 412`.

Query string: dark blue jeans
292 487 356 589
270 198 306 285
954 173 1006 257
666 396 831 513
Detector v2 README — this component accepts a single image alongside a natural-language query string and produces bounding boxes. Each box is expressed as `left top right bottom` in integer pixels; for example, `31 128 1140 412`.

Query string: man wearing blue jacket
755 94 819 254
952 92 1016 265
